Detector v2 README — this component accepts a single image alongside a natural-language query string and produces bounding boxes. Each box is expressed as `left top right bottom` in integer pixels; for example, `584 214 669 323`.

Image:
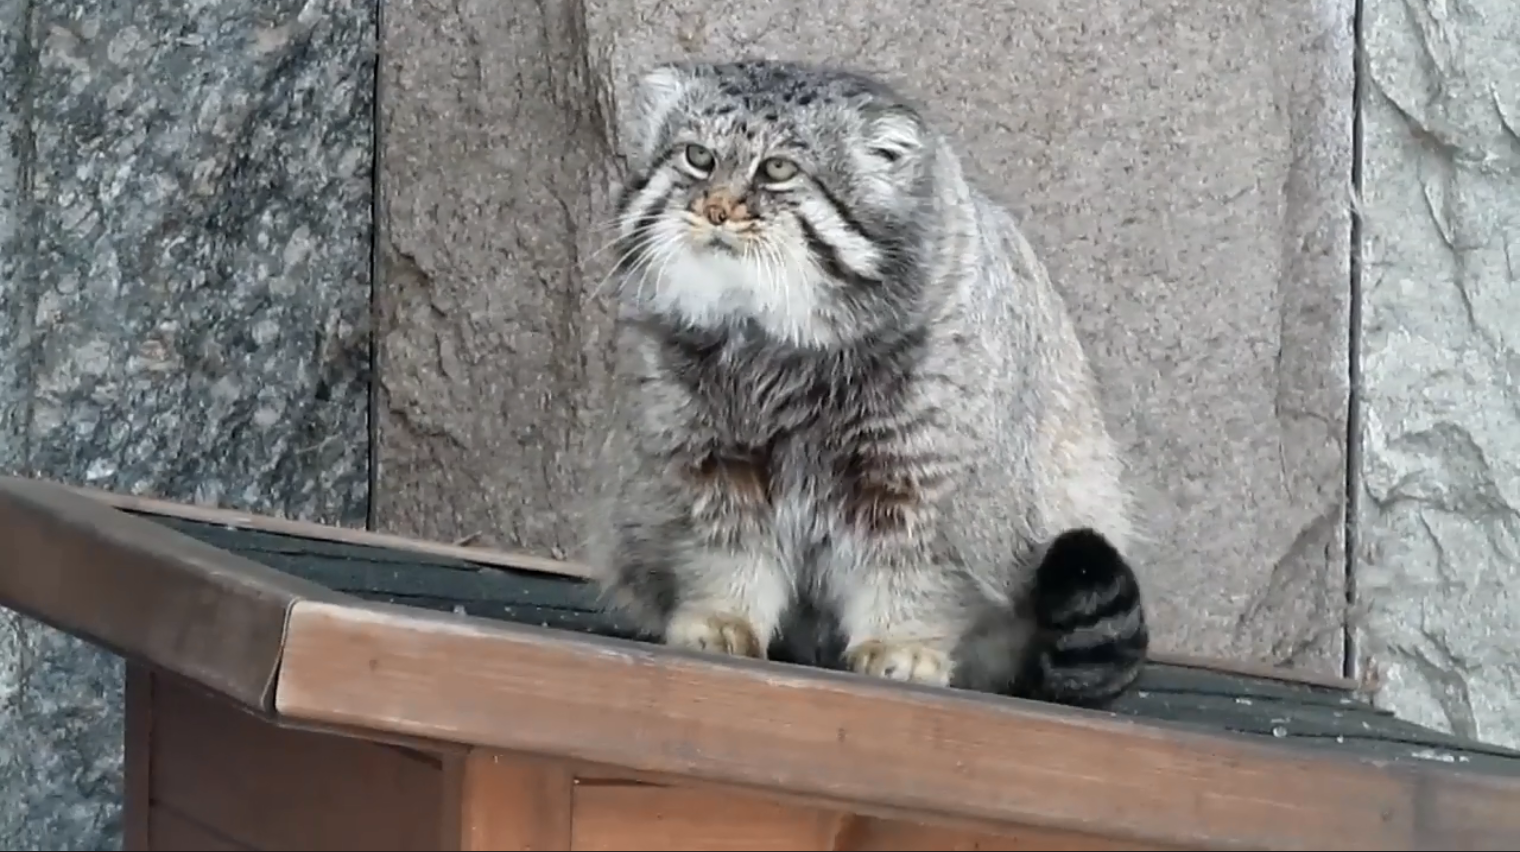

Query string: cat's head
611 59 938 348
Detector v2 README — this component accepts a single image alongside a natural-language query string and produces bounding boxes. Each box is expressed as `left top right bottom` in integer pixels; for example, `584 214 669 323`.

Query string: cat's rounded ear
862 104 927 166
629 63 692 164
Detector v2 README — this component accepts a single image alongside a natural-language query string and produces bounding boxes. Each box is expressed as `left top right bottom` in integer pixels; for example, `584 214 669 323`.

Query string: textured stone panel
377 0 1354 670
0 621 125 849
375 0 619 556
25 0 374 522
1356 0 1520 747
0 0 26 473
0 0 376 847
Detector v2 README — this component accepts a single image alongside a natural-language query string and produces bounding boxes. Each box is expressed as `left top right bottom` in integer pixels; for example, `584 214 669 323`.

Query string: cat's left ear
862 104 927 167
629 63 692 165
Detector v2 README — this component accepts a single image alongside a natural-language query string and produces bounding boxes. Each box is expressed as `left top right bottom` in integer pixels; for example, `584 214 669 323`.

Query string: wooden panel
445 749 574 850
571 782 842 851
831 815 1173 851
148 807 255 851
569 780 1165 852
125 664 154 852
276 600 1520 851
567 762 1171 850
76 482 595 581
150 671 446 851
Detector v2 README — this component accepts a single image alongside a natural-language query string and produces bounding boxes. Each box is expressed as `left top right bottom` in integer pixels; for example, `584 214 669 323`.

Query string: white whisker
646 230 686 303
594 225 678 299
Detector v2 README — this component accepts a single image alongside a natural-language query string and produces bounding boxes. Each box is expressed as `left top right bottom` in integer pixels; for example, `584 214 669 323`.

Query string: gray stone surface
0 0 376 847
376 0 1355 670
0 0 27 473
1356 0 1520 747
25 0 374 521
0 622 124 849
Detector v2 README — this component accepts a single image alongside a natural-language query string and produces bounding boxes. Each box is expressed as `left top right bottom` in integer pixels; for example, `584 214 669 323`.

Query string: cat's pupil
685 144 713 171
763 157 795 181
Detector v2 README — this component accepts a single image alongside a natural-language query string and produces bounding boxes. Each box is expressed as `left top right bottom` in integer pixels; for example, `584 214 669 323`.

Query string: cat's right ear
629 64 691 166
863 104 927 167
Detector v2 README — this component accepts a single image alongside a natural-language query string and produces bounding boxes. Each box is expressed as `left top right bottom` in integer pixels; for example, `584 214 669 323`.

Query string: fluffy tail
1014 527 1150 707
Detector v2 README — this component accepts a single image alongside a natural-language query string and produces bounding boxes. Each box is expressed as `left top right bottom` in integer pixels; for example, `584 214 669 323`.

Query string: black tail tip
1030 527 1136 619
1017 527 1150 708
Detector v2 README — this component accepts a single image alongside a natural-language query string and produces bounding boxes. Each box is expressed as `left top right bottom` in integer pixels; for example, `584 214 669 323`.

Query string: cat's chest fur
658 322 923 537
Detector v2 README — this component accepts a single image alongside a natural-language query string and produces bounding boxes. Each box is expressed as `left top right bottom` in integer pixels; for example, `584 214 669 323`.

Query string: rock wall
1356 0 1520 748
373 0 1356 671
0 0 375 847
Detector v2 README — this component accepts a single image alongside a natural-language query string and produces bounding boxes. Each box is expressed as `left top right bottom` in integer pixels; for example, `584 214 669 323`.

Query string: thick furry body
585 59 1148 705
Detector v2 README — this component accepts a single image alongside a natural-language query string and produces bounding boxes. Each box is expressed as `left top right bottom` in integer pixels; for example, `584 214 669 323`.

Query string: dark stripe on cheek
810 178 877 243
798 216 879 288
615 147 680 219
613 188 674 275
615 176 649 220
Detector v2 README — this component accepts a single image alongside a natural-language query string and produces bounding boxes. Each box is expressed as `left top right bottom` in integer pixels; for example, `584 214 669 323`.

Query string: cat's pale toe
666 611 764 658
846 639 952 687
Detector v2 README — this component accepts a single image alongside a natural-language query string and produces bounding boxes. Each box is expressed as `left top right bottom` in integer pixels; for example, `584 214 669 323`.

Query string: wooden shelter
1 474 1518 851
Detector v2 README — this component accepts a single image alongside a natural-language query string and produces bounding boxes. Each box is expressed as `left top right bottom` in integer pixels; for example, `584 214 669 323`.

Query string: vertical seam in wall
14 0 41 474
365 0 384 532
1344 0 1368 682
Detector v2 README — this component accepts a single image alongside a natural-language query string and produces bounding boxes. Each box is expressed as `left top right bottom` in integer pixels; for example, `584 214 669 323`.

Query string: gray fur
582 58 1147 703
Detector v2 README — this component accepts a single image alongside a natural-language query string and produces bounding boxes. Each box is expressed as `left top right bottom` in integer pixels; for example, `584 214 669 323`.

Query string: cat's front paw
846 639 952 687
666 610 764 658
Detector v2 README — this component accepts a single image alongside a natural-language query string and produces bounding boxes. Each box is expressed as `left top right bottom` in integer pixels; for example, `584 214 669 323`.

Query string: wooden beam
66 480 597 580
275 599 1520 851
443 750 575 850
0 475 332 709
124 664 154 852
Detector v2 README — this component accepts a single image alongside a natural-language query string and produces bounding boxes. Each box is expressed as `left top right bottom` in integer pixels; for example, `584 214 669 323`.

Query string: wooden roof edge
0 474 345 711
275 598 1520 852
69 481 599 580
67 481 1361 693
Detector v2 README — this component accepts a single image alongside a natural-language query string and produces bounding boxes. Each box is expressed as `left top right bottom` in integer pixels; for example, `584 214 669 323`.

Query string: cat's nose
699 191 750 226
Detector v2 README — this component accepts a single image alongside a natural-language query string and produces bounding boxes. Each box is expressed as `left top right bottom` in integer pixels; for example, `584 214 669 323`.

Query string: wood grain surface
275 599 1520 850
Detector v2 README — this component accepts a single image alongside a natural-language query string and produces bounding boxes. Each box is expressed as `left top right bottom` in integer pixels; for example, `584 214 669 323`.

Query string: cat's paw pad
846 639 951 687
666 611 763 658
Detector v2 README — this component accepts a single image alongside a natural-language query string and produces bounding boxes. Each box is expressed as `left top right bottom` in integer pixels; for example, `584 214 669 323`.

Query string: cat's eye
683 143 715 173
760 157 799 183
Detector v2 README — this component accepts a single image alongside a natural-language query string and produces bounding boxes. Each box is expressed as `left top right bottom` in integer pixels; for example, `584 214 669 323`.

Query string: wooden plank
444 749 574 850
830 814 1175 851
566 761 1172 848
571 783 843 851
568 781 1161 852
147 807 256 851
71 481 596 580
275 600 1520 850
125 664 154 852
150 670 446 851
0 475 336 709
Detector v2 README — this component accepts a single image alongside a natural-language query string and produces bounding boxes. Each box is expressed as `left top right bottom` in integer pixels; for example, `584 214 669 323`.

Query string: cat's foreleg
826 478 972 689
659 451 791 659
